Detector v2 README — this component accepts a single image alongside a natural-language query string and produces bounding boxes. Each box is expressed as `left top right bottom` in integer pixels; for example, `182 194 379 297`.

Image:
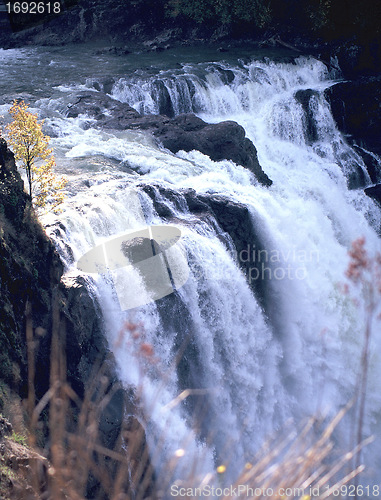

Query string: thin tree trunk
27 160 32 197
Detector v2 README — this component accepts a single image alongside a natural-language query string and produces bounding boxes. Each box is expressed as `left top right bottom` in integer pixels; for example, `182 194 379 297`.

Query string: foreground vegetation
0 316 369 500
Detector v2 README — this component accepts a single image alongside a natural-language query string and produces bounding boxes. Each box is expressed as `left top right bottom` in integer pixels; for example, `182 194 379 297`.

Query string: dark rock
332 146 369 190
152 80 175 117
325 77 381 155
141 184 186 218
154 114 273 186
0 139 63 390
353 145 381 184
0 138 25 221
0 415 12 438
0 138 119 434
141 184 271 311
103 77 116 95
169 114 205 132
90 77 116 95
65 93 272 185
294 89 319 144
183 188 211 213
59 275 110 393
65 91 141 127
215 66 235 84
365 184 381 206
92 81 102 92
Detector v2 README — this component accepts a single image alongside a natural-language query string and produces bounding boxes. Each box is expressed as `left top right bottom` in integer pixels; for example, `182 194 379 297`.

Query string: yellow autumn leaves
6 100 67 215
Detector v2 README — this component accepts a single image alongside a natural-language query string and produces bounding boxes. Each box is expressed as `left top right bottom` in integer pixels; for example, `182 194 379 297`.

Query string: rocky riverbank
0 137 112 401
0 137 142 497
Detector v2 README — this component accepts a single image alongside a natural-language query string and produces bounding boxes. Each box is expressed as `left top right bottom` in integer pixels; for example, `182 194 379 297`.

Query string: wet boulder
152 80 175 117
294 89 319 144
353 145 381 184
364 183 381 206
141 185 270 310
65 90 169 130
66 91 141 127
154 114 273 186
65 93 272 186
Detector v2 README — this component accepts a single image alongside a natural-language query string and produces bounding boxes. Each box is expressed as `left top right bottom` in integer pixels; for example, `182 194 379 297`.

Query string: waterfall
35 53 381 487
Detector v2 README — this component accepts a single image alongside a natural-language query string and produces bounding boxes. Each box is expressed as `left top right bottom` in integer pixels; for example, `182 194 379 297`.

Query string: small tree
6 100 67 214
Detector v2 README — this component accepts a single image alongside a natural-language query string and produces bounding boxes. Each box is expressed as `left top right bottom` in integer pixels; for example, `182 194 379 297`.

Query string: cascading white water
2 46 380 490
50 55 381 486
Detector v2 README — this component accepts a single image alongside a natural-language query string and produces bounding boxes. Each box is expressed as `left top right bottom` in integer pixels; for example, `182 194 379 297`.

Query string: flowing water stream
1 43 381 492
